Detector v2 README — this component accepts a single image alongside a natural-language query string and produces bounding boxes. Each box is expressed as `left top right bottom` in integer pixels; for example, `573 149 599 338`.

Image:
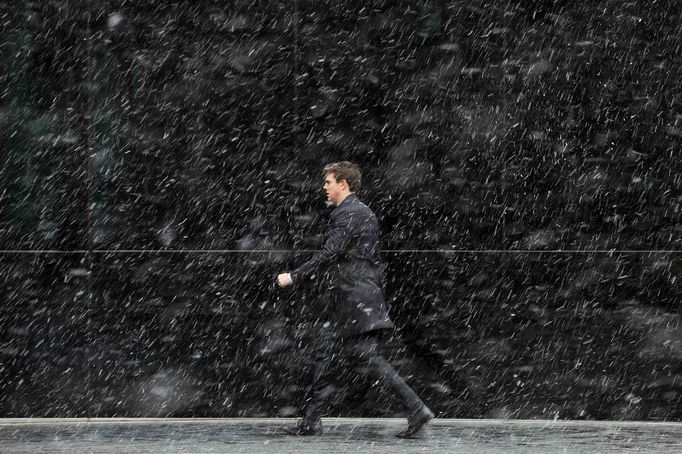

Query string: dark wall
1 0 680 419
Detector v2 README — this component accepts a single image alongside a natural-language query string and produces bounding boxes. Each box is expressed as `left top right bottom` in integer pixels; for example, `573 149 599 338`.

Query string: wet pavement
1 418 681 453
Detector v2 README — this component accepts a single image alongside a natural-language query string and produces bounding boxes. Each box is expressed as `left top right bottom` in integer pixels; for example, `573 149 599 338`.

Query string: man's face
323 173 347 206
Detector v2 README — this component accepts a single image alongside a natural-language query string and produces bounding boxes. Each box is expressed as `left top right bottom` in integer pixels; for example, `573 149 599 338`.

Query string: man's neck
335 192 353 206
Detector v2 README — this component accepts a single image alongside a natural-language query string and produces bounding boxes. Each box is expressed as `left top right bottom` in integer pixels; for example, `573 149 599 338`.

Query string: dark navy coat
290 193 394 337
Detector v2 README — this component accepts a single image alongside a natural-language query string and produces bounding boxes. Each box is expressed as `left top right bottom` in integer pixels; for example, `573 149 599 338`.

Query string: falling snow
0 0 680 434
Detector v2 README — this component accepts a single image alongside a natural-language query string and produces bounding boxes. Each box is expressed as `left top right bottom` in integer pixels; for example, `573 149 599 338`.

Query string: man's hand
277 273 293 288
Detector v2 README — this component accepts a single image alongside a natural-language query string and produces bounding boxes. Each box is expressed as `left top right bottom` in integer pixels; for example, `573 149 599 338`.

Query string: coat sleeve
290 210 355 283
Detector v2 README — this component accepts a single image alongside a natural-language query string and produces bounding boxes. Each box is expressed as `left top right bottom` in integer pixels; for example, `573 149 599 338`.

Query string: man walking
276 161 434 438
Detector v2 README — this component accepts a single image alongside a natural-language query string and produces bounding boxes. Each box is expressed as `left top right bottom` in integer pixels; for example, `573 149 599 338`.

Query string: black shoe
284 419 323 436
396 406 434 439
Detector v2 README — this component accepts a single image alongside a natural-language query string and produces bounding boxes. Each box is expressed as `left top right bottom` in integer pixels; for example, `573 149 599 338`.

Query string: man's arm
281 210 355 286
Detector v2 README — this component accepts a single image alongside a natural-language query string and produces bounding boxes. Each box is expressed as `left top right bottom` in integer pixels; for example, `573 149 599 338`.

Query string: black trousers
301 326 426 424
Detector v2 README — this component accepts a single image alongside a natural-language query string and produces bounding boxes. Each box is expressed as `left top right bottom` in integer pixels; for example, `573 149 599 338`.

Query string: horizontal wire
0 249 679 254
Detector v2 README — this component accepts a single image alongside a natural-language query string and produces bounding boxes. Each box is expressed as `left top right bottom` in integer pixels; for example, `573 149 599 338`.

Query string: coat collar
335 193 357 209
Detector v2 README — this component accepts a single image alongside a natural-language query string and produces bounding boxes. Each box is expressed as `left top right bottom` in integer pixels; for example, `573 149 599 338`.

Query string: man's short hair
323 161 362 192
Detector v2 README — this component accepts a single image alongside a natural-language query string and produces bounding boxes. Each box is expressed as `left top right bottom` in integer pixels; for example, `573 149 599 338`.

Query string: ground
2 418 682 453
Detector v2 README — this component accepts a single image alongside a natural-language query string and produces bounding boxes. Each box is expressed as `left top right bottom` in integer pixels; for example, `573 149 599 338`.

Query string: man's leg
348 331 434 437
297 326 335 431
349 332 424 414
